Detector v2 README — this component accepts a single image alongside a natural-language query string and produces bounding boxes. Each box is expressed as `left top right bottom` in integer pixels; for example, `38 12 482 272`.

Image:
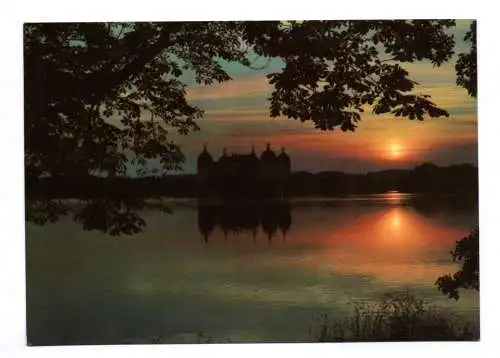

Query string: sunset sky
167 20 477 174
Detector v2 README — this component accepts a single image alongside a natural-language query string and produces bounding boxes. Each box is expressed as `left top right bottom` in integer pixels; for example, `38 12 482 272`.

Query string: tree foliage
24 22 249 180
24 20 475 234
245 20 455 130
434 21 477 300
436 228 479 300
456 21 477 98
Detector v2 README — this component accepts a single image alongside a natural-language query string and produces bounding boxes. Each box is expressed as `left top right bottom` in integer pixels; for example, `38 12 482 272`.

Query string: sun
389 143 402 159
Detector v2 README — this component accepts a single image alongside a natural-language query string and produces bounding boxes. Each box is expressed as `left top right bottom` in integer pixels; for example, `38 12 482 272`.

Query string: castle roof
261 142 277 161
278 147 290 162
198 145 213 162
198 144 289 166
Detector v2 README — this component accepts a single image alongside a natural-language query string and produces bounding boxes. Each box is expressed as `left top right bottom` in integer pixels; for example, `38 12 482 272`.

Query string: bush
313 291 479 342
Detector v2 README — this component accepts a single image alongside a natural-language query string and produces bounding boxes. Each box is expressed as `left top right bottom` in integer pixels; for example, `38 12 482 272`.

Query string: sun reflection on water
390 210 401 230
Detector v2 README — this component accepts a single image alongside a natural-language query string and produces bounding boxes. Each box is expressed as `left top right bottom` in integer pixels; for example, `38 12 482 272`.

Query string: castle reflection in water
197 201 292 243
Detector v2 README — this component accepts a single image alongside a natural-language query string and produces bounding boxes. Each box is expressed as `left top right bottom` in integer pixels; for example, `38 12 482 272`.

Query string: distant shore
26 163 478 200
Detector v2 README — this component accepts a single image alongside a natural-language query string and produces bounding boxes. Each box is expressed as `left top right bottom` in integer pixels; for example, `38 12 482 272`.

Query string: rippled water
25 193 479 345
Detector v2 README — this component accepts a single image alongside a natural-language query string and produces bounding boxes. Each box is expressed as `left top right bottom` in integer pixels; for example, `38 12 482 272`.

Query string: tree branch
380 57 397 63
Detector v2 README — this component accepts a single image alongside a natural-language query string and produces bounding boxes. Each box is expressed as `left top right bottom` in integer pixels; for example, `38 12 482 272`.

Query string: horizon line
162 161 478 177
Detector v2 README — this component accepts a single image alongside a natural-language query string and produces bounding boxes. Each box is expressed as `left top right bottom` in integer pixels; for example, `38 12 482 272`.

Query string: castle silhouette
196 143 291 197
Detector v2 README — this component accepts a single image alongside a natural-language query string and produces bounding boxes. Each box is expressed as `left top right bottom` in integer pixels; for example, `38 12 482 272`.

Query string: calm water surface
26 193 479 345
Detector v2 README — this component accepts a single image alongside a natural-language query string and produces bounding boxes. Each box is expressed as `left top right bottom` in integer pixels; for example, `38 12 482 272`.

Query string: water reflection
390 209 401 229
195 192 476 246
197 201 292 243
26 193 479 345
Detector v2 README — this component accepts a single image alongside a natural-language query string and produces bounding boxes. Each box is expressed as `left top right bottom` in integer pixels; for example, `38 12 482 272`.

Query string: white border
1 1 499 357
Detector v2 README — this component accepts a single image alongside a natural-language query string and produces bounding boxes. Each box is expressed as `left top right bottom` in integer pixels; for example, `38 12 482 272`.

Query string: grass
312 291 479 342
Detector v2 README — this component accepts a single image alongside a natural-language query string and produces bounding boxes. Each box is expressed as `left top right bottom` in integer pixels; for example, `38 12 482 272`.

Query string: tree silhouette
247 21 455 130
455 21 477 98
24 20 475 234
25 22 250 232
436 229 479 300
435 20 478 300
25 22 249 180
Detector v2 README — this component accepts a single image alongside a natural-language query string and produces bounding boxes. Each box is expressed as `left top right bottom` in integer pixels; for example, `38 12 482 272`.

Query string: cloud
187 106 271 122
414 83 476 114
402 61 456 84
186 76 271 101
420 141 478 166
193 96 270 116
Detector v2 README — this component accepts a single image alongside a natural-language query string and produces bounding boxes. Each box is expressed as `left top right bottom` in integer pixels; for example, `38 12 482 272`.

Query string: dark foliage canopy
25 22 250 180
434 21 478 301
436 228 479 300
455 21 477 98
246 20 455 130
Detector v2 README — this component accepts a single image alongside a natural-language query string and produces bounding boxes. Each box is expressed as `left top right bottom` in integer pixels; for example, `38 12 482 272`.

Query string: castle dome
197 145 213 163
261 142 277 161
278 147 290 162
218 147 229 162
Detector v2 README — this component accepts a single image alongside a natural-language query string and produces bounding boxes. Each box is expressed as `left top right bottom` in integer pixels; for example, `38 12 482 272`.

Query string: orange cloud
186 76 271 101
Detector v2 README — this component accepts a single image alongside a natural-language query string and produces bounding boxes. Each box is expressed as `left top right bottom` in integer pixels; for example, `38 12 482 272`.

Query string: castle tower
197 144 213 183
278 147 291 180
260 142 278 181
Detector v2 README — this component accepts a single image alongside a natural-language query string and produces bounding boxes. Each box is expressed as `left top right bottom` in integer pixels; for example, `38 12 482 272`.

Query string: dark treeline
291 163 478 196
26 163 477 199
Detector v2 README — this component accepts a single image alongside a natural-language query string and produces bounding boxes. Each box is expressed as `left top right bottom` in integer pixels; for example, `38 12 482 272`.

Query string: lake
25 193 479 345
